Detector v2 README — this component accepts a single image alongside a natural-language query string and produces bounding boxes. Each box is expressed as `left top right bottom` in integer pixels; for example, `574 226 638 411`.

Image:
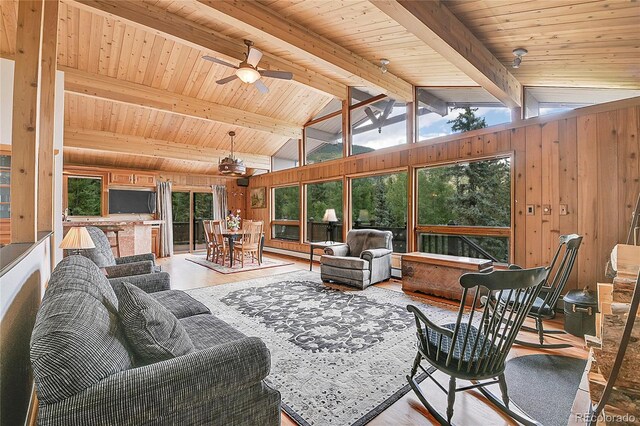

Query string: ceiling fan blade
246 47 263 67
254 79 269 94
216 74 239 85
259 70 293 80
202 55 238 69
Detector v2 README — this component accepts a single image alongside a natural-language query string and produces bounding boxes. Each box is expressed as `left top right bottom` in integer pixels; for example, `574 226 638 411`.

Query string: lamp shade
60 227 95 250
322 209 338 222
357 209 370 222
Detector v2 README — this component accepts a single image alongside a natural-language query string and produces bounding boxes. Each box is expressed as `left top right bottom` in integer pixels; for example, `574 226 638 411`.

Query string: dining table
220 229 265 267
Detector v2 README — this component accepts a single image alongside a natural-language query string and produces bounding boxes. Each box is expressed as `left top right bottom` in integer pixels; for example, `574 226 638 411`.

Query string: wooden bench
401 252 492 305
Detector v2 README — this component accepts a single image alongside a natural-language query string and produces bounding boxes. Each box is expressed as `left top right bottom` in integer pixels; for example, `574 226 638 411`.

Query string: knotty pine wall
246 97 640 292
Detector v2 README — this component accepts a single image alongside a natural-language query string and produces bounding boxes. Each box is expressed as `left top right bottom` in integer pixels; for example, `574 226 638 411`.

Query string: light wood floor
158 252 588 426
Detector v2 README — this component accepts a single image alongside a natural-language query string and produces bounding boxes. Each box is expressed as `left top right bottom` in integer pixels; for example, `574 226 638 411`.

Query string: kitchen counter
63 220 164 226
63 219 164 257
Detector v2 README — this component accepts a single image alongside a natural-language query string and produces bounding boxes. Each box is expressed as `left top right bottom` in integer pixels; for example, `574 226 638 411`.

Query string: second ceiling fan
202 40 293 94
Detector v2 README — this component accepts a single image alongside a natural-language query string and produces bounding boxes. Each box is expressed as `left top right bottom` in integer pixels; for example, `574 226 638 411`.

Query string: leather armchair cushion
321 255 370 270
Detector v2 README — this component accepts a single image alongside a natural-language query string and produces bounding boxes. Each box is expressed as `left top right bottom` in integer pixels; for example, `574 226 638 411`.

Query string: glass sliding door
193 192 213 251
172 191 190 253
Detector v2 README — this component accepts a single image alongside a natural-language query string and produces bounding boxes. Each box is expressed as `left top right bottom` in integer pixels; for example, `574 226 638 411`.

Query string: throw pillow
116 281 195 363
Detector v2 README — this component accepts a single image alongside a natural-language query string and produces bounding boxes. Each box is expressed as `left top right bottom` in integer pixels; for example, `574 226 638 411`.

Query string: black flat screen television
108 189 156 214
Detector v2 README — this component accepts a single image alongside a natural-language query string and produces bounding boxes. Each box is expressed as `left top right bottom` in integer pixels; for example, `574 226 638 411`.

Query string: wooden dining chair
202 220 216 262
211 220 229 265
233 221 263 267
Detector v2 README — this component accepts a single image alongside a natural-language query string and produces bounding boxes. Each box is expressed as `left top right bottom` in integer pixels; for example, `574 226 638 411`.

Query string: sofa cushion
30 256 134 404
346 229 393 257
180 314 247 350
74 226 117 267
117 282 195 363
151 290 211 319
321 255 369 270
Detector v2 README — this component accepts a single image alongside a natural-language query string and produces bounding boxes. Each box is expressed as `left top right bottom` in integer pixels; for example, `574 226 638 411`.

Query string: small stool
98 226 124 258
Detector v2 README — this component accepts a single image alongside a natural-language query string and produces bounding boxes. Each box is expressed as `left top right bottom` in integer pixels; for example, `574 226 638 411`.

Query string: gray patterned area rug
186 270 458 426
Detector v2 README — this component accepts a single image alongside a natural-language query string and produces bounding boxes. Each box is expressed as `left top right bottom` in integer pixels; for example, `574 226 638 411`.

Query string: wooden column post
11 0 45 243
37 0 59 233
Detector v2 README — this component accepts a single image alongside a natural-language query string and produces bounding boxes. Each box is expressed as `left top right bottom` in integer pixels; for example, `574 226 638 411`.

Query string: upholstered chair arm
324 244 349 257
104 260 155 278
115 253 156 264
360 248 392 264
36 337 273 425
109 272 171 294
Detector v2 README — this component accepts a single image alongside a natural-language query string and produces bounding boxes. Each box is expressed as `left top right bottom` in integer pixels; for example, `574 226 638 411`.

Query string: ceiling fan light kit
219 131 246 176
202 39 293 94
512 47 528 69
236 65 261 84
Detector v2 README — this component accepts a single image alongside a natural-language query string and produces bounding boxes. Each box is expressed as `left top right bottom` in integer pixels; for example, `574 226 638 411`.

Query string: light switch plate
526 205 535 215
543 204 551 215
560 204 568 215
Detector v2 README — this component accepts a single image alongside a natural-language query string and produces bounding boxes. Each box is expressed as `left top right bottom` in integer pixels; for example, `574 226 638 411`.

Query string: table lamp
322 209 338 243
60 226 95 255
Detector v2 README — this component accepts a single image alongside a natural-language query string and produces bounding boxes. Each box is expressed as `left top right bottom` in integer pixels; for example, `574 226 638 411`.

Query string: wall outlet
560 204 568 215
526 205 535 215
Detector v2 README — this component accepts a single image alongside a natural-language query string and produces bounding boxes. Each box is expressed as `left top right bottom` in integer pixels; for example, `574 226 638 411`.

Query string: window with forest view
416 157 511 262
305 113 343 165
67 176 102 216
351 172 407 252
351 98 407 153
306 180 343 242
272 186 300 241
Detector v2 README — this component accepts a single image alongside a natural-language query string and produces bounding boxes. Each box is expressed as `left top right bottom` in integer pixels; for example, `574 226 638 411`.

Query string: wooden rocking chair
506 234 582 349
407 266 549 425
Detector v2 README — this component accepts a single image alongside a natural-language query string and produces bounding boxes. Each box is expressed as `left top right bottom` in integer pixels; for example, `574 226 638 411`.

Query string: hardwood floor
158 252 588 426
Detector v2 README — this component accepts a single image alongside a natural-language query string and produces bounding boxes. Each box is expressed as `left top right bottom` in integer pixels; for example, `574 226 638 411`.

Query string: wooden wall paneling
11 0 44 243
471 134 484 157
248 100 639 290
558 117 579 290
525 124 543 267
540 120 560 267
617 106 639 243
596 110 620 282
511 127 526 266
577 114 599 289
37 0 59 233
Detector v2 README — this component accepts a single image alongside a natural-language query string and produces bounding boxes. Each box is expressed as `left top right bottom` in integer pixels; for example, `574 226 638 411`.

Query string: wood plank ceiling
1 0 639 174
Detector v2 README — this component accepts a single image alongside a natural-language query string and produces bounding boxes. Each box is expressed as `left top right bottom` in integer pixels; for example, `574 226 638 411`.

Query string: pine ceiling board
446 0 592 20
58 1 331 127
447 0 640 89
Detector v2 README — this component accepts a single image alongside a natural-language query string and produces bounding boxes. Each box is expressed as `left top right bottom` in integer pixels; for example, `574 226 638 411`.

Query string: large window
351 172 407 252
416 157 511 262
416 87 511 142
306 180 343 242
67 176 102 216
305 113 343 165
272 185 300 241
351 97 407 153
272 138 299 172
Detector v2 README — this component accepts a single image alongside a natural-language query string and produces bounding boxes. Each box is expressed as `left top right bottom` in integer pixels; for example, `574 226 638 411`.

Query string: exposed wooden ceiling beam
371 0 523 108
195 0 414 102
65 128 272 170
61 67 302 139
416 90 448 116
67 0 346 100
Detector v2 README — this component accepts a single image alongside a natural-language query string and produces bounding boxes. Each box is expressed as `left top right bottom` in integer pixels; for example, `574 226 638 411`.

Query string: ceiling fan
202 40 293 94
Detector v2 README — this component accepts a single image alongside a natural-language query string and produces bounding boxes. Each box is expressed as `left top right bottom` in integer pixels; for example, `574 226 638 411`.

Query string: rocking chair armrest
407 305 454 338
507 264 523 270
